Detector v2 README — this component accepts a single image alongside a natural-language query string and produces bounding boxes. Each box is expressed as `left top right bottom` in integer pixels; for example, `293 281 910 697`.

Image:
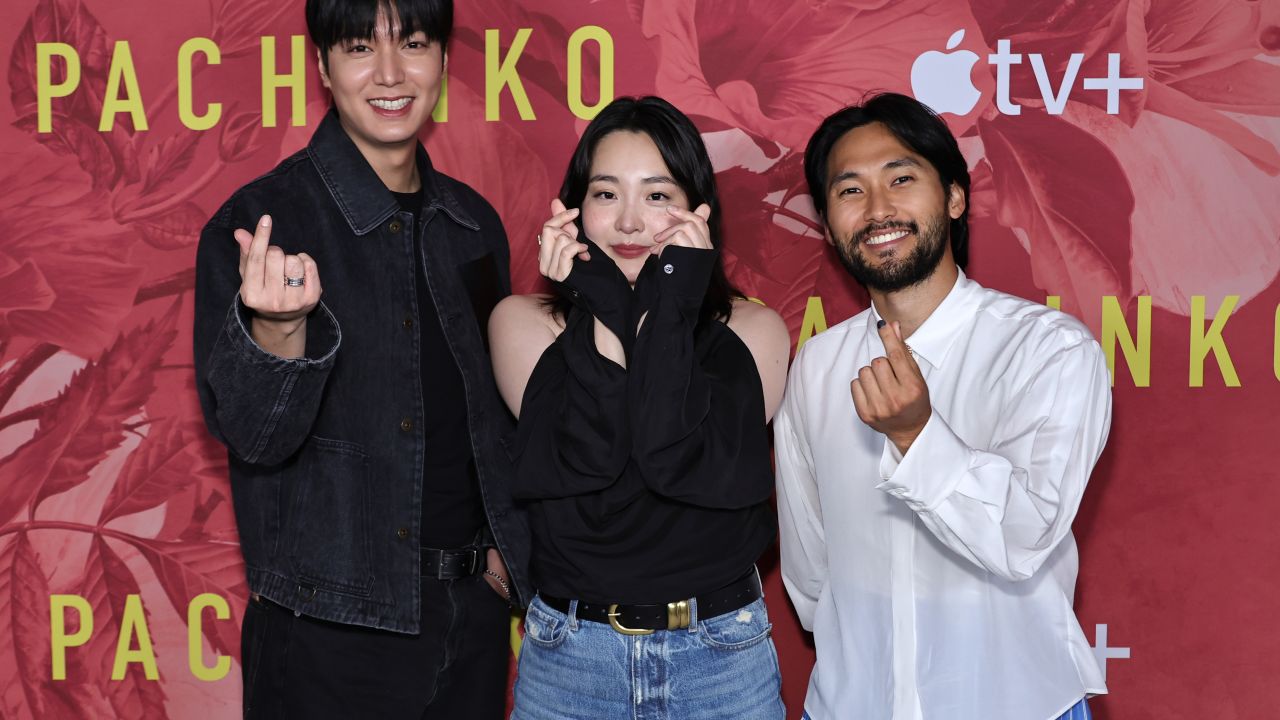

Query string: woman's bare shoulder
492 293 564 337
727 298 787 339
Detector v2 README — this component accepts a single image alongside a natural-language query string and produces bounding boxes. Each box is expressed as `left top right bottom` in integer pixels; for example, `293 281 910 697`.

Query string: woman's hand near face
653 203 713 253
539 198 590 281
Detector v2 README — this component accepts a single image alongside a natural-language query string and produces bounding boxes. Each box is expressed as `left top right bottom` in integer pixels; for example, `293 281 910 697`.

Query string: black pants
241 573 511 719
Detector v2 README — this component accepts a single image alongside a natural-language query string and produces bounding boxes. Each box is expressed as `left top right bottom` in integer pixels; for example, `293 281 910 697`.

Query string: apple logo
910 29 982 116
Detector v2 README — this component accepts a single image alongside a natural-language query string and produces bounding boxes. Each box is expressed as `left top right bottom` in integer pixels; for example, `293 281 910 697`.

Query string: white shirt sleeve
773 358 827 630
877 339 1111 582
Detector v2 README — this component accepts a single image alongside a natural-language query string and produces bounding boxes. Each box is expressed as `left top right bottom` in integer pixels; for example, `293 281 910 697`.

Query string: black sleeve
552 240 633 348
192 199 340 466
511 242 633 498
625 245 773 509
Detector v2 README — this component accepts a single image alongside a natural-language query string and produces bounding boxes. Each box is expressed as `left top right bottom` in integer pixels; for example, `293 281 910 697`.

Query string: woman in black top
490 96 790 719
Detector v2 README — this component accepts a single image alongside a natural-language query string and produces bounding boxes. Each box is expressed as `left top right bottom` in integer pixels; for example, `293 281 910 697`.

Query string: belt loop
687 596 699 633
567 599 580 631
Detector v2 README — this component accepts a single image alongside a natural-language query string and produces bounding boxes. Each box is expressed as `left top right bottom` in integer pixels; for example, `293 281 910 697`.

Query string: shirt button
400 418 413 432
396 527 409 540
388 220 403 234
663 263 674 275
403 315 414 329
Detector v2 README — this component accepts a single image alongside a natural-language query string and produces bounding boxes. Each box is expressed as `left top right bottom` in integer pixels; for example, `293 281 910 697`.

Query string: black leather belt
420 547 481 580
541 569 762 635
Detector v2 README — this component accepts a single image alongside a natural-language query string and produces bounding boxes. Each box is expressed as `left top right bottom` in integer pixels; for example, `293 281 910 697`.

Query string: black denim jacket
193 110 529 633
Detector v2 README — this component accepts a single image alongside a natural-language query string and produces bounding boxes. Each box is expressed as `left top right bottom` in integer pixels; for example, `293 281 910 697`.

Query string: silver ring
537 234 542 246
284 276 305 287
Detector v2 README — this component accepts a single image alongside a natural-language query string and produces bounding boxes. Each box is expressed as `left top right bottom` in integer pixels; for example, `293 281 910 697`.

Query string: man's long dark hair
547 96 741 325
803 92 970 268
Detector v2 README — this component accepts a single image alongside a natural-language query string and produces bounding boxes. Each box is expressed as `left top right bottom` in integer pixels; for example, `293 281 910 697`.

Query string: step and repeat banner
1 0 1278 717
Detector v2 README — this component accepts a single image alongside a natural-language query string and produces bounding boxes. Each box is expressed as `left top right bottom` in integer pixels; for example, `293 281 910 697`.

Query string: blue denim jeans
512 595 785 719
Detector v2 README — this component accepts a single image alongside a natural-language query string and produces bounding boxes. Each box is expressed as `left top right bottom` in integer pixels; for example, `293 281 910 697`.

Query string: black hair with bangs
549 96 742 326
306 0 453 67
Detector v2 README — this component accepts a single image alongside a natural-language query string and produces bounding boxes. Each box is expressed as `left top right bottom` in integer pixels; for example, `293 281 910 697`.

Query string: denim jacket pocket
696 598 773 650
522 597 571 649
285 436 375 596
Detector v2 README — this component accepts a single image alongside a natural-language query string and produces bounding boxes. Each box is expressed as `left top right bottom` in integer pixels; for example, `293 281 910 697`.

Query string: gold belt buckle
666 599 691 630
604 599 692 635
607 604 654 635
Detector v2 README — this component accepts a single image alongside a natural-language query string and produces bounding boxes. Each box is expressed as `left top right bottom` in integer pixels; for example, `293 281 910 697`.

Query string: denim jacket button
396 527 409 540
400 418 413 432
388 220 403 234
403 315 414 329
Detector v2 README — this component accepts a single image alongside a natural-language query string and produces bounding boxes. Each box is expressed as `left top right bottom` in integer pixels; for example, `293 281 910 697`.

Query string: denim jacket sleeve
193 201 342 466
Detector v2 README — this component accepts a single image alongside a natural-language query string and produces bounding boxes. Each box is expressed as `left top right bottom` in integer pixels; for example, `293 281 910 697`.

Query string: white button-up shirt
775 271 1109 720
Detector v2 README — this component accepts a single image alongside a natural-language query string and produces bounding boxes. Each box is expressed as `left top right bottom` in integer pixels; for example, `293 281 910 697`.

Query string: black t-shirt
391 188 484 549
510 242 775 603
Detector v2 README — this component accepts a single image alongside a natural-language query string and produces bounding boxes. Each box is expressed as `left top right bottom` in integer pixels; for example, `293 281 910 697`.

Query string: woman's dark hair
306 0 452 68
803 92 970 268
550 95 742 324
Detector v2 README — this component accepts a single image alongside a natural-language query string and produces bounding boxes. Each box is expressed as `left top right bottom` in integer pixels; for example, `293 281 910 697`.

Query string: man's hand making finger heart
850 321 931 456
233 214 322 358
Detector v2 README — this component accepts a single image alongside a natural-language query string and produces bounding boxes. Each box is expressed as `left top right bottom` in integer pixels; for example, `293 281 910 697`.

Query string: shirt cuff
555 239 633 340
653 245 717 303
226 295 341 368
876 410 968 512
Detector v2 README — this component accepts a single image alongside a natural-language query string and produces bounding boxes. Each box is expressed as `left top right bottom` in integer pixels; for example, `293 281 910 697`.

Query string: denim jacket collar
306 108 479 236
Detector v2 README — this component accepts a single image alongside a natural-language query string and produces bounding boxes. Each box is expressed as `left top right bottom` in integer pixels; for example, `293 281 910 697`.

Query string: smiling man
193 1 526 717
774 93 1110 720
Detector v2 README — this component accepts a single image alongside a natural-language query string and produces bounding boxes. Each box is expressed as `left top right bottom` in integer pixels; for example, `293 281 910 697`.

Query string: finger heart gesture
850 320 932 454
652 203 712 253
233 215 322 327
538 198 590 282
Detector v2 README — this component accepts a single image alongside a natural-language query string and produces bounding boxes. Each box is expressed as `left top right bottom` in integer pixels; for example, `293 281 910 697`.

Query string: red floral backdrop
1 1 1277 718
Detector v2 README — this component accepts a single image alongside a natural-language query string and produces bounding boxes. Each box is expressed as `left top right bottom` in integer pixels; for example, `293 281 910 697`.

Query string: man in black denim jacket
192 1 528 716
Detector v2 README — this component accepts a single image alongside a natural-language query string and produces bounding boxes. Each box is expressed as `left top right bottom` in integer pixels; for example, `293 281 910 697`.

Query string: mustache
852 220 917 245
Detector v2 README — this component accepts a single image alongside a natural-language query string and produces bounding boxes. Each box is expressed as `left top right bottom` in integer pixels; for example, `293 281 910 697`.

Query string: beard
832 211 950 293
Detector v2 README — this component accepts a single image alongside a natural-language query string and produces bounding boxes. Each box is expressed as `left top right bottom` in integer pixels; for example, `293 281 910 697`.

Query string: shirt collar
306 108 479 236
868 269 981 369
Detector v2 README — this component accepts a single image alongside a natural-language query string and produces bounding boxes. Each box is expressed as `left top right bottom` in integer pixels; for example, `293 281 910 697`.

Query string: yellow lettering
178 38 221 131
36 43 80 134
112 594 158 680
432 72 448 122
187 593 231 681
1101 295 1151 387
261 35 306 128
567 26 614 120
510 614 522 656
486 28 535 121
1189 295 1240 388
796 296 828 352
99 41 148 132
50 595 93 680
1275 305 1280 383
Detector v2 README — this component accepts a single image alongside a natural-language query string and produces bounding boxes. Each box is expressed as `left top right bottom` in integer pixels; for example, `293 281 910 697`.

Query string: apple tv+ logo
910 29 1144 117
